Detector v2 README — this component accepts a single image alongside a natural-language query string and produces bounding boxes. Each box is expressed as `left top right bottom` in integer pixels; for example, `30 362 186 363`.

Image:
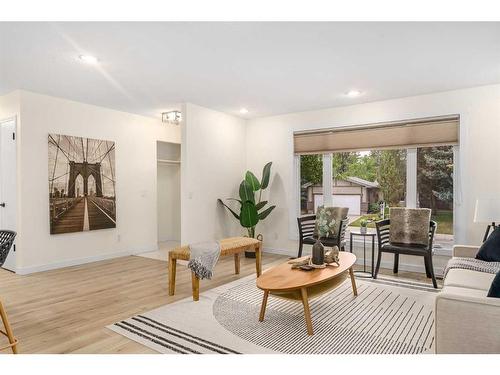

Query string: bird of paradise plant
218 162 276 240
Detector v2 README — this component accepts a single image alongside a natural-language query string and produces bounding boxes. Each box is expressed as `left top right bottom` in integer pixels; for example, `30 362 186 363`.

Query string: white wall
9 90 180 274
181 103 246 244
0 91 20 120
246 84 500 274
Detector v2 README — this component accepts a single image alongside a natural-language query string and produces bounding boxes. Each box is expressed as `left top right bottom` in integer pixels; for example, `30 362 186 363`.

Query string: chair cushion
476 226 500 262
389 207 431 246
381 243 428 255
314 206 348 238
444 268 496 291
487 270 500 298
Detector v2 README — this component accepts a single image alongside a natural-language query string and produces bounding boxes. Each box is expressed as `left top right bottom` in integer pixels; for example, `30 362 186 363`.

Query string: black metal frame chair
0 230 18 354
296 215 349 258
0 230 16 267
374 219 438 288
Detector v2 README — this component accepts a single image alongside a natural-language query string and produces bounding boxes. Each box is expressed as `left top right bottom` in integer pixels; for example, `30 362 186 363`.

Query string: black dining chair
0 230 18 354
374 219 438 288
296 215 349 258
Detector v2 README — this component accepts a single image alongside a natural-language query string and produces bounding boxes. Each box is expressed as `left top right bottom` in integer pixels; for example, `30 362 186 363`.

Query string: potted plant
218 162 276 258
312 208 336 265
360 219 368 234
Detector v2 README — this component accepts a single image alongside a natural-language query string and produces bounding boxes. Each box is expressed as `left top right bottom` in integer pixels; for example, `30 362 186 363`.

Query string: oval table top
257 251 356 292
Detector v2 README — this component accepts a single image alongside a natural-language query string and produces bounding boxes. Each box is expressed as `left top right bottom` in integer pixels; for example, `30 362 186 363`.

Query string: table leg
255 242 262 277
259 290 269 322
168 255 177 296
363 237 366 272
191 272 200 301
349 267 358 296
234 253 240 275
371 237 375 278
300 288 314 335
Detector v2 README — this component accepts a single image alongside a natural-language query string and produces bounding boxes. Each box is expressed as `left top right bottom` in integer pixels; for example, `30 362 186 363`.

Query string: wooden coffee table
256 251 357 335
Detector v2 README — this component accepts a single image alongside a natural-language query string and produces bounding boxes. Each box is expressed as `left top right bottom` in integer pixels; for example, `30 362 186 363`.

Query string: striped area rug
108 275 437 354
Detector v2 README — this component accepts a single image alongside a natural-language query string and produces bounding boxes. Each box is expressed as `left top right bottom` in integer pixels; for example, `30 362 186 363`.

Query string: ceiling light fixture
79 55 99 65
345 90 362 98
239 108 249 114
162 110 182 125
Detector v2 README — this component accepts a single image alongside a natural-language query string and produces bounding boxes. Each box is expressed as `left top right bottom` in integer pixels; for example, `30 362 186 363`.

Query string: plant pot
245 233 263 258
312 238 324 265
360 226 367 234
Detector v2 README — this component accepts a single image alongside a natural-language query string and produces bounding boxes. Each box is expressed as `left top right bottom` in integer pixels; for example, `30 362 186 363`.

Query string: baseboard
263 246 445 277
263 246 294 256
16 245 158 275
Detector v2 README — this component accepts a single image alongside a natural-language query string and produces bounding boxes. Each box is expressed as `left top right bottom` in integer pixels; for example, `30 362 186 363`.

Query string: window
297 147 455 248
300 154 322 214
417 146 454 248
330 149 407 229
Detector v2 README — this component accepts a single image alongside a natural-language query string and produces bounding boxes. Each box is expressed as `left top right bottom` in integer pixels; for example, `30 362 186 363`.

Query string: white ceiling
1 22 499 119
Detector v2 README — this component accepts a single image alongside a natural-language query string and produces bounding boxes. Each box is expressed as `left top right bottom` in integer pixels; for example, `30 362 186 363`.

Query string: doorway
138 141 181 261
0 118 17 272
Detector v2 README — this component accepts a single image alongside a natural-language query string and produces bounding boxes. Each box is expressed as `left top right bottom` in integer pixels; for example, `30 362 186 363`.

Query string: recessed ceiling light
79 55 99 65
239 108 249 114
345 90 362 98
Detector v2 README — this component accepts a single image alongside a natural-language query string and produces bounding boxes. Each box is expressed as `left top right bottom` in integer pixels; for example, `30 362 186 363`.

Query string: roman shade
294 116 459 154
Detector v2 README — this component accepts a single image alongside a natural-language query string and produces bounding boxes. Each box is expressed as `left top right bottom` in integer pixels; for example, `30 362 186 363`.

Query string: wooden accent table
256 251 357 335
169 237 262 301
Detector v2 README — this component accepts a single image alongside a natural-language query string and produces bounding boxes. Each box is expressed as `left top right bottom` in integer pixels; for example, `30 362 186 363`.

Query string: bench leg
255 242 262 277
168 255 177 296
0 300 18 354
191 272 200 301
234 253 240 275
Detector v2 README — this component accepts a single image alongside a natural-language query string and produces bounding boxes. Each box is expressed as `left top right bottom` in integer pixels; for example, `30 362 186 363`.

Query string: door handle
0 203 5 207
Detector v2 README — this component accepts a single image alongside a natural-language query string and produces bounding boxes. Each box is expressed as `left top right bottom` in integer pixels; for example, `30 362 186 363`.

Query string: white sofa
435 245 500 353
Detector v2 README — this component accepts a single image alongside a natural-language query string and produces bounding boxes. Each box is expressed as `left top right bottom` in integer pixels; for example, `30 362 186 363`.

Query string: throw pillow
314 206 349 238
487 270 500 298
389 207 432 246
476 226 500 262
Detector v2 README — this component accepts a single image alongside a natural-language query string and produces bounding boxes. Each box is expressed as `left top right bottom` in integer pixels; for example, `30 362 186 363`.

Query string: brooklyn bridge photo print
48 134 116 234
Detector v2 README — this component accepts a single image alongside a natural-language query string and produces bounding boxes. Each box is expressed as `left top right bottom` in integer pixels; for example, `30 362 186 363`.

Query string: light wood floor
0 253 441 354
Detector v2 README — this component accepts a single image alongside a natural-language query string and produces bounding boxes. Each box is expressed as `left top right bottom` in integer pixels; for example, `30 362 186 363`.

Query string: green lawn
349 210 453 235
349 214 380 229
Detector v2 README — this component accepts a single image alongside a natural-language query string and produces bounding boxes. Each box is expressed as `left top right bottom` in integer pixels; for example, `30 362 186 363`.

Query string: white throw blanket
443 256 500 279
188 241 221 280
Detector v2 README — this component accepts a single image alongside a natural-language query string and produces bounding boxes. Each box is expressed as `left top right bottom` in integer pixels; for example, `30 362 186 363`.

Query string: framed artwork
48 134 116 234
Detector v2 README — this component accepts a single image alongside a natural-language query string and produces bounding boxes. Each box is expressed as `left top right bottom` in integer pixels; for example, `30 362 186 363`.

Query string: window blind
293 116 459 154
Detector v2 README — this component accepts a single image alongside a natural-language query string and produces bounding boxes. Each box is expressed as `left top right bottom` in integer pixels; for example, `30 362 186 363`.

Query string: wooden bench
168 237 262 301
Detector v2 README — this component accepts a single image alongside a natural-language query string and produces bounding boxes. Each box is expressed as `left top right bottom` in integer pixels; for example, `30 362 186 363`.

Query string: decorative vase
360 226 367 234
312 238 325 265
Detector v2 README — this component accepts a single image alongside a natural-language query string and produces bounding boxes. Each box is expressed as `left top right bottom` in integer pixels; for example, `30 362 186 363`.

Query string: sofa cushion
476 226 500 262
439 285 500 307
444 268 496 291
487 271 500 298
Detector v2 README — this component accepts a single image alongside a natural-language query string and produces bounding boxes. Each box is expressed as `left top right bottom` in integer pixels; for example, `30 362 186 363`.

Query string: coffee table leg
259 290 269 322
349 267 358 296
300 288 314 335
